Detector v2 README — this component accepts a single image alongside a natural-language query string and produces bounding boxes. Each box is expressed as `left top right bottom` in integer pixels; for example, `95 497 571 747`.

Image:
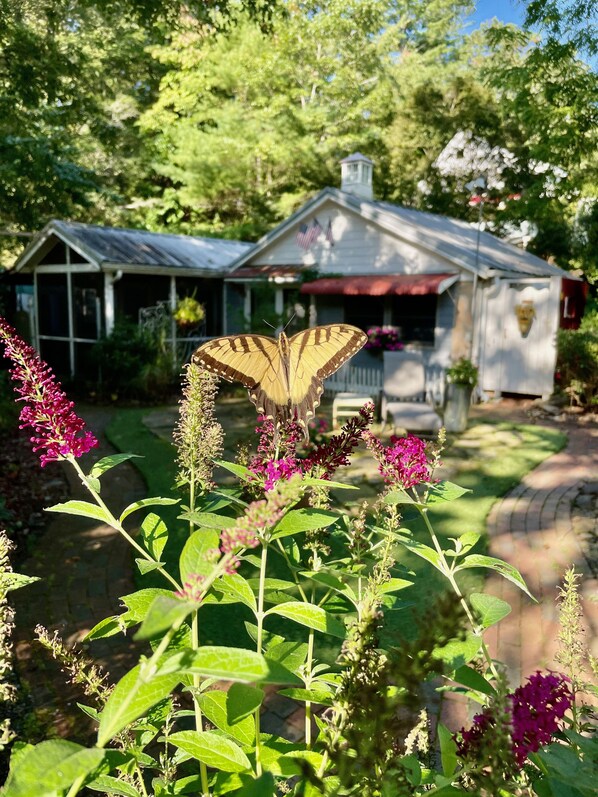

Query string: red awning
300 273 459 296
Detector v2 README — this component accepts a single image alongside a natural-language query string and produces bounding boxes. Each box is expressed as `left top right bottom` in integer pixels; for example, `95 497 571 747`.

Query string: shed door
482 280 558 397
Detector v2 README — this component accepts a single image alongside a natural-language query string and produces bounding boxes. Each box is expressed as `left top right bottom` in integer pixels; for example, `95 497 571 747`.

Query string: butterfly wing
192 335 290 420
288 324 368 431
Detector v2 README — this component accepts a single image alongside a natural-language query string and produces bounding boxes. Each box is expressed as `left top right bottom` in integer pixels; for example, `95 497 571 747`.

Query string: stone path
485 422 598 684
12 406 144 739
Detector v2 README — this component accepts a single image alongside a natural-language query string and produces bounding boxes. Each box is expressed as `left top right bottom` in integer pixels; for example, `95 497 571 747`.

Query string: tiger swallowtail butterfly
192 324 367 438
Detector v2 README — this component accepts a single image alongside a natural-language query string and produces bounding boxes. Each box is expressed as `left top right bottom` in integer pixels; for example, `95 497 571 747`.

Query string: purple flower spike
0 318 98 466
363 431 430 489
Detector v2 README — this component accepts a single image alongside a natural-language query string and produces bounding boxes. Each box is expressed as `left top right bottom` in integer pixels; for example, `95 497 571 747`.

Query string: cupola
340 152 374 200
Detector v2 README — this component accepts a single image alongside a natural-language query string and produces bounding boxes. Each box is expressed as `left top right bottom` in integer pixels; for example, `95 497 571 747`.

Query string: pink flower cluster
364 326 404 352
363 431 430 489
248 405 375 490
175 573 205 603
456 671 573 768
0 318 98 466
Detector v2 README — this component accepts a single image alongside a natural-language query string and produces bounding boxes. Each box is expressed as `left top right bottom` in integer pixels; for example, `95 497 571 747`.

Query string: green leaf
457 555 536 600
234 772 275 796
265 641 309 675
384 489 422 506
437 723 458 777
226 684 265 725
0 572 40 595
87 775 141 796
469 592 512 628
265 601 346 638
45 500 111 523
279 687 333 706
303 477 358 490
214 573 257 611
84 615 123 641
434 633 482 669
169 730 251 773
198 690 255 745
98 665 180 746
451 665 496 696
179 528 220 583
399 539 444 571
89 453 142 479
179 510 236 529
139 513 168 561
121 588 174 623
215 460 254 481
2 740 105 797
378 577 413 594
299 571 355 599
427 481 471 504
271 508 339 539
134 595 196 641
119 497 179 524
180 646 269 682
135 558 165 575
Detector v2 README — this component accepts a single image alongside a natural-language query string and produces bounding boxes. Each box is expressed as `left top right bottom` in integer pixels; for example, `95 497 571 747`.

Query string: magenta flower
0 318 98 466
363 431 430 489
456 671 573 768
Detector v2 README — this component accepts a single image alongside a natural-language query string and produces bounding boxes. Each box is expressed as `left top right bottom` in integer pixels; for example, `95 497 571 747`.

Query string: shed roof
229 188 571 280
15 220 252 276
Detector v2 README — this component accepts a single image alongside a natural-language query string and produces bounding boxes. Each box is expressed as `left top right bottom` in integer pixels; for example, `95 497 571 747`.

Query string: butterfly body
192 324 367 437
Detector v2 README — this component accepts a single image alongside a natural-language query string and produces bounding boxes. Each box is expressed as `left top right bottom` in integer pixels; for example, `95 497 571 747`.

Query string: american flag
325 217 334 246
296 218 322 250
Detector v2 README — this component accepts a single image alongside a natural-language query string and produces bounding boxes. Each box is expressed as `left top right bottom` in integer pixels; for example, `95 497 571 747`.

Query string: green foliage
556 321 598 406
90 322 173 400
446 358 478 387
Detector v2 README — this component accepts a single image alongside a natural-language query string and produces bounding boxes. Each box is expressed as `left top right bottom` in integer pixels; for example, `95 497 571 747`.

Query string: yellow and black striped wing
288 324 367 428
191 334 289 419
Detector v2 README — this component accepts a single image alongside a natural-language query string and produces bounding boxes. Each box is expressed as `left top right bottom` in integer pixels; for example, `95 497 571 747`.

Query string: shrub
446 357 478 387
556 323 598 406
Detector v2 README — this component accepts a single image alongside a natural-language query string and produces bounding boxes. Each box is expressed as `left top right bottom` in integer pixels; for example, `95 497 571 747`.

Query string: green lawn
106 403 567 653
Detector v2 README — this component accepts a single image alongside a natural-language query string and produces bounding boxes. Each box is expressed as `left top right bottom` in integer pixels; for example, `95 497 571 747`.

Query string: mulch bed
0 427 69 565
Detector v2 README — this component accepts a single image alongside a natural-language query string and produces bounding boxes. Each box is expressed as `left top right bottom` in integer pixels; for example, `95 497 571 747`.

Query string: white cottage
227 154 584 399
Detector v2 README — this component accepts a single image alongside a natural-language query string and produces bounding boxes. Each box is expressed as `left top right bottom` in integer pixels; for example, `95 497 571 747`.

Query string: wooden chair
381 351 443 435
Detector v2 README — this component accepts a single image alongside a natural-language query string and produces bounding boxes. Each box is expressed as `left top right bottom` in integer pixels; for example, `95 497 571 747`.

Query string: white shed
227 154 583 399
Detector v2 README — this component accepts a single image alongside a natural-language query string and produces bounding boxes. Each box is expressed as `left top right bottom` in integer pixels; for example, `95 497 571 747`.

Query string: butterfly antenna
262 319 276 331
283 313 296 332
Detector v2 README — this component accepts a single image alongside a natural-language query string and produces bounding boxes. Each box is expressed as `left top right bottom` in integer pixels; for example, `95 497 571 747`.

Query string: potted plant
444 357 478 432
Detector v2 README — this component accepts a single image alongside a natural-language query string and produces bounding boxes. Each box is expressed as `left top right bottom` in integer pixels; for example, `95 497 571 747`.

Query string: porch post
104 272 116 335
222 282 228 335
66 247 75 377
244 284 252 328
309 295 317 327
169 275 177 363
274 287 284 319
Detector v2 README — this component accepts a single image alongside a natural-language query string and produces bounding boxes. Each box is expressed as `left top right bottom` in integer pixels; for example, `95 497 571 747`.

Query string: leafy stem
254 541 269 776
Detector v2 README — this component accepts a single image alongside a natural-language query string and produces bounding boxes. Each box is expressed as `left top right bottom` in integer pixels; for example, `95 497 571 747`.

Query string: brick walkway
12 407 144 739
485 422 598 684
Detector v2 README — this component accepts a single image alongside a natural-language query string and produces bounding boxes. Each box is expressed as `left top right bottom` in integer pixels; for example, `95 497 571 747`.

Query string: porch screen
37 273 69 337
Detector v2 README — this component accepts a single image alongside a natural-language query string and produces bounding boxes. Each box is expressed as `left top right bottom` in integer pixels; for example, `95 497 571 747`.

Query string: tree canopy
1 0 597 280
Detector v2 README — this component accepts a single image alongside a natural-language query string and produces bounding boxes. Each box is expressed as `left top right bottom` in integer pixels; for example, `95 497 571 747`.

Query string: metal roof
15 220 252 274
229 188 572 280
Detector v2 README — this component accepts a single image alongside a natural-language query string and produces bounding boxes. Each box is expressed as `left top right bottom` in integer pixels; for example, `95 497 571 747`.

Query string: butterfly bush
456 671 574 767
248 404 375 490
0 317 98 466
363 431 431 489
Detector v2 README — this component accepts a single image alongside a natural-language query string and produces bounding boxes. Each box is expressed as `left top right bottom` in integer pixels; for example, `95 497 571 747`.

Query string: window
343 296 384 330
391 295 437 343
73 273 102 339
37 273 69 337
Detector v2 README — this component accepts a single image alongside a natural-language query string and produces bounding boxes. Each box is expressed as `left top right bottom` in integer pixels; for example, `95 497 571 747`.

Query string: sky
467 0 525 29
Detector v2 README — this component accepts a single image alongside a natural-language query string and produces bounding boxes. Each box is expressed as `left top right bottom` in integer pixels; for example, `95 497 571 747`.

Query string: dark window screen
342 296 384 331
73 273 102 339
391 295 437 343
37 274 69 337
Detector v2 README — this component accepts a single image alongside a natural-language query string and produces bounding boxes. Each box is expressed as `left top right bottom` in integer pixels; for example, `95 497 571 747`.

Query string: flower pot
444 383 473 432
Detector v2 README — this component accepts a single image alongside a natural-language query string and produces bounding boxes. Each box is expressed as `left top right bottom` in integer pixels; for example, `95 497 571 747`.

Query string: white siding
479 277 560 397
251 200 460 276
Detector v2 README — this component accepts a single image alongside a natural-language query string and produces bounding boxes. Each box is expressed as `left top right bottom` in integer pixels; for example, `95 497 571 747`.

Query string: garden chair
381 350 443 435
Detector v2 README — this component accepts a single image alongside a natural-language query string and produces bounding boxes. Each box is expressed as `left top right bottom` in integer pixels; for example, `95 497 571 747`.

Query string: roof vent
340 152 373 200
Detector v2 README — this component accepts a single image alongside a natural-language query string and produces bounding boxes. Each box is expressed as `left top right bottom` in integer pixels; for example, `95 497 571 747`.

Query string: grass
105 402 567 653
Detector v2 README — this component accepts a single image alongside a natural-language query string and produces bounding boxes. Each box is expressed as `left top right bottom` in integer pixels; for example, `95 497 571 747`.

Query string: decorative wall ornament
515 300 536 337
